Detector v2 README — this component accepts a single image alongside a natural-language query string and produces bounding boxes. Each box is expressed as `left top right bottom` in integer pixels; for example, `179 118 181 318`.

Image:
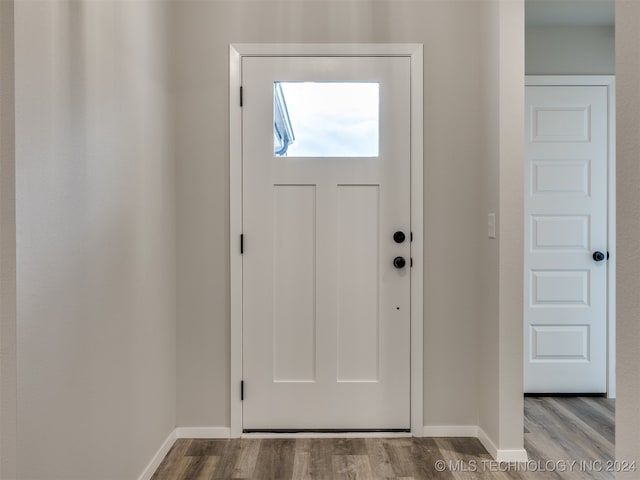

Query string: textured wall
14 2 176 479
615 0 640 475
497 0 525 453
477 0 525 455
526 26 615 75
0 1 17 478
477 0 501 449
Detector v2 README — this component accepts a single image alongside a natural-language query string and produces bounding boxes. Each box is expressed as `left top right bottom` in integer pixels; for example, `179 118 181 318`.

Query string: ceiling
526 0 614 27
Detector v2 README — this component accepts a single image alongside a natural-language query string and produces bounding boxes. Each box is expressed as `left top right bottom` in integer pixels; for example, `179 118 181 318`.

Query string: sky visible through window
276 82 379 157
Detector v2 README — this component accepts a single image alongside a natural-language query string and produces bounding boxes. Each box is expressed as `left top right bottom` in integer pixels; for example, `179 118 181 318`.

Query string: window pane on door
274 82 379 157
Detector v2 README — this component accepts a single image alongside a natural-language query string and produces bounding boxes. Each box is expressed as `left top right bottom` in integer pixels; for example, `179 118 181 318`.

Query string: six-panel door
242 56 411 429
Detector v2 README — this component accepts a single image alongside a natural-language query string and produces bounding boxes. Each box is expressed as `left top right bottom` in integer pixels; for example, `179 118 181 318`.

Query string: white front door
242 56 411 430
524 85 609 393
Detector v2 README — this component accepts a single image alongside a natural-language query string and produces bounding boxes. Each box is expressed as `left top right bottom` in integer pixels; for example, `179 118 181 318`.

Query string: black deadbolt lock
393 231 406 244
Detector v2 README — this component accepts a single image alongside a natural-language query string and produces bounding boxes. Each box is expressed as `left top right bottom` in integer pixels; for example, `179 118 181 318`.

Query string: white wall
497 1 526 454
0 1 17 478
526 26 615 75
173 0 523 454
14 1 176 479
478 0 501 447
616 0 640 475
477 0 525 456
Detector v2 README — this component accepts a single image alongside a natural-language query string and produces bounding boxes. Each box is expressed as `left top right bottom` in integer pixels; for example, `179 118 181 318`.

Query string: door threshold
242 428 411 433
524 393 607 398
241 428 411 439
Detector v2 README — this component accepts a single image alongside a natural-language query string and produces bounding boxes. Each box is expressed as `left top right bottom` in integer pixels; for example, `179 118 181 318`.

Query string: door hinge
240 234 244 254
410 232 413 242
410 257 413 268
240 86 243 107
241 380 245 401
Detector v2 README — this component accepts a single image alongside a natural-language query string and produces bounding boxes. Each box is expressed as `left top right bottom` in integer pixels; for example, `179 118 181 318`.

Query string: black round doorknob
393 231 406 244
593 251 606 262
393 256 406 269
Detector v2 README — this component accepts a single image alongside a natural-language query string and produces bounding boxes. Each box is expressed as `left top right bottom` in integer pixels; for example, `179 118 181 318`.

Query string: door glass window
274 82 379 157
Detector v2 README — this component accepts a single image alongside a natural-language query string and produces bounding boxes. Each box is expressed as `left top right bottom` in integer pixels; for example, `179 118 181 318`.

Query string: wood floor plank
196 456 219 480
381 443 419 478
292 450 311 479
290 438 313 479
523 432 576 480
594 397 615 415
412 438 455 480
446 437 491 458
186 439 229 457
434 438 486 480
564 397 615 444
524 398 614 480
179 455 218 480
586 400 616 433
212 440 244 479
439 437 501 480
331 438 368 455
546 398 614 460
252 438 295 480
331 454 374 480
523 398 558 433
171 457 197 480
308 439 336 480
150 439 192 480
364 438 395 478
231 439 261 478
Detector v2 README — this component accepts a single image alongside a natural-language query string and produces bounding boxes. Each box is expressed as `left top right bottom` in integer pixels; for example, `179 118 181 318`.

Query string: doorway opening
229 44 424 437
523 0 615 466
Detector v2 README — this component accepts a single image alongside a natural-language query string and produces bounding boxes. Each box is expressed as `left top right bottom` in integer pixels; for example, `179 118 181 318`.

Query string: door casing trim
525 75 616 399
230 43 424 437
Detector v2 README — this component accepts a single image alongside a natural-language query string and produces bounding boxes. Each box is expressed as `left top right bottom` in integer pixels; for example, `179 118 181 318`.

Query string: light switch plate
488 213 496 239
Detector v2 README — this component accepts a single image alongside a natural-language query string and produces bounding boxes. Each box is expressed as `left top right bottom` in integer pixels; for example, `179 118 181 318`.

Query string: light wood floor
151 397 614 479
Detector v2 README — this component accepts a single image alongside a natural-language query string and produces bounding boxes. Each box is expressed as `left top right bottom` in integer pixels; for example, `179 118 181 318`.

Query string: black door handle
593 251 608 262
393 256 406 269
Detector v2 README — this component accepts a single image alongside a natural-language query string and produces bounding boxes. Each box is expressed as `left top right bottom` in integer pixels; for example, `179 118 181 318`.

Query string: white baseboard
477 426 498 459
175 427 231 439
477 427 529 463
137 429 177 480
422 425 478 437
496 448 529 463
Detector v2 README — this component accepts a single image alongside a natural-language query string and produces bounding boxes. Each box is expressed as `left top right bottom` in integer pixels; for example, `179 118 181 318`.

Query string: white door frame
525 75 616 398
230 43 424 437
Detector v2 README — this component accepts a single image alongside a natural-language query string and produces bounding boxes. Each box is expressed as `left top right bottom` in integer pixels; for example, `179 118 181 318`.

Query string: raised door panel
336 185 380 383
272 185 317 382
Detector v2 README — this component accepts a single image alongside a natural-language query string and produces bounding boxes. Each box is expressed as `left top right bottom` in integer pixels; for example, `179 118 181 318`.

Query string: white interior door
242 56 411 430
524 85 609 393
